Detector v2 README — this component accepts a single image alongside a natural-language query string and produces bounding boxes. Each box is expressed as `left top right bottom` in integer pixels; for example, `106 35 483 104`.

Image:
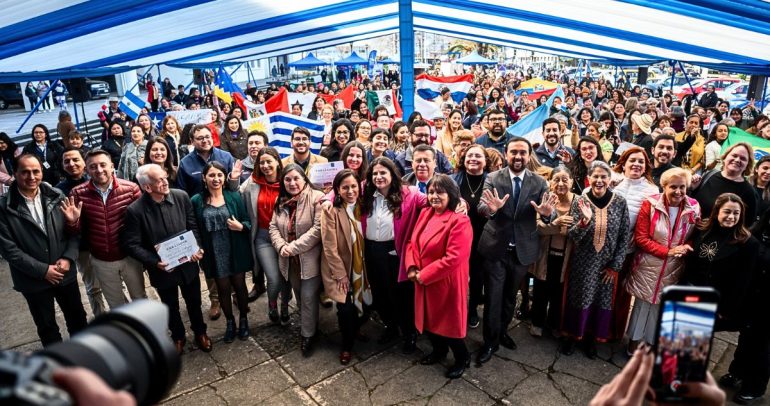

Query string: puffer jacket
612 174 659 253
68 177 141 261
269 187 325 280
625 194 700 304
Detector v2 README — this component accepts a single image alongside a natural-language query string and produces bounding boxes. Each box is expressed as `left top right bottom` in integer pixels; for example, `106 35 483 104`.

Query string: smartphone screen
651 286 719 401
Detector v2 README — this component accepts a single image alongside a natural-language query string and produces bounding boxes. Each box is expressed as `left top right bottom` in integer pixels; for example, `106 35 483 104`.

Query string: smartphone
650 286 719 402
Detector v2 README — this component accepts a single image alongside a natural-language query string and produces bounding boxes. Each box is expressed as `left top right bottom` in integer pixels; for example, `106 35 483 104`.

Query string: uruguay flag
246 112 325 158
415 73 474 104
119 91 147 120
505 85 565 145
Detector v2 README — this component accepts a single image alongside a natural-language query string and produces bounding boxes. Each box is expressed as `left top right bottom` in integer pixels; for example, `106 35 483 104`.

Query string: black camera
0 300 181 405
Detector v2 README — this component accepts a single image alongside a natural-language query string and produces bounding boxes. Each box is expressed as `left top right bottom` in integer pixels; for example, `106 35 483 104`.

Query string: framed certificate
154 230 200 271
309 161 344 187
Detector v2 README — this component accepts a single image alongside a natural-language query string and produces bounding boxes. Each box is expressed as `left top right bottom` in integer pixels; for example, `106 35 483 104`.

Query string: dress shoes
500 333 517 350
719 373 742 388
476 345 498 364
174 339 186 355
583 340 597 359
248 284 266 302
446 357 471 379
195 334 213 352
339 351 352 365
238 316 250 340
734 392 764 405
301 335 316 358
402 333 418 354
419 352 447 365
209 301 221 321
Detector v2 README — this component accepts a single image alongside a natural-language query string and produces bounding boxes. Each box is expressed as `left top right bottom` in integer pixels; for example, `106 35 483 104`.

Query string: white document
309 161 344 187
154 231 200 271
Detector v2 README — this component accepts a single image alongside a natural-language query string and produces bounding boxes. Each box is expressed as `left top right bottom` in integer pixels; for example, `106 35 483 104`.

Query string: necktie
510 177 521 246
418 182 427 194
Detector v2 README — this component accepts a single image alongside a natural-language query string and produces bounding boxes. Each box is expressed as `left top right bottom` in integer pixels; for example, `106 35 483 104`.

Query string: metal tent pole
398 0 414 118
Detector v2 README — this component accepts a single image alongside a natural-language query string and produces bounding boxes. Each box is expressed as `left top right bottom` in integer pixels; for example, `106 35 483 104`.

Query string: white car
716 82 749 102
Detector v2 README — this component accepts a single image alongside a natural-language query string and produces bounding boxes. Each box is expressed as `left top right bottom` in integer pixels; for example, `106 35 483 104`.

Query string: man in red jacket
61 150 145 310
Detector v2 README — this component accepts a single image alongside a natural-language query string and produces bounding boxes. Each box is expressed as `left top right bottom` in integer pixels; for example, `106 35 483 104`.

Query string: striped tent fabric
2 0 770 81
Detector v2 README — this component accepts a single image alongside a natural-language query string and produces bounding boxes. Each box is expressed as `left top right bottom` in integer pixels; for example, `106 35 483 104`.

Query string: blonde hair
452 130 475 146
720 142 755 177
660 167 692 188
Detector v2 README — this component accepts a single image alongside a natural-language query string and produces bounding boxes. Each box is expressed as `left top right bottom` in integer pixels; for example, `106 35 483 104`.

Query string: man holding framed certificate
123 163 210 355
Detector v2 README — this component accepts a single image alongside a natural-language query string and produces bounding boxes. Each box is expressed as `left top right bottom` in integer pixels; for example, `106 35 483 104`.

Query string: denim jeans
255 228 291 306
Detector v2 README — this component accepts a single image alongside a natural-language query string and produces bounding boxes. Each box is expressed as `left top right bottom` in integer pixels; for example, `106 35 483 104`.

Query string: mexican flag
366 90 402 117
722 126 770 160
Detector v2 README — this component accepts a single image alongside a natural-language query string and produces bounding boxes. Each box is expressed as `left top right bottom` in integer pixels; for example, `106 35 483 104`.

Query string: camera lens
39 300 180 405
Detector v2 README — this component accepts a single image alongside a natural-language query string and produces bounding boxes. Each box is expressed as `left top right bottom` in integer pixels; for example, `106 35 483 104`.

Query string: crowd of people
1 64 770 403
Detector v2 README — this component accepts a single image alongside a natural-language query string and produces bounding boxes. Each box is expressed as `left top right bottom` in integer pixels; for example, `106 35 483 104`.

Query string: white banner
167 109 212 126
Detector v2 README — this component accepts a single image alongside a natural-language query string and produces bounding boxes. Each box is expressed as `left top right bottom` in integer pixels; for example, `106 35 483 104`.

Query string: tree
447 40 499 58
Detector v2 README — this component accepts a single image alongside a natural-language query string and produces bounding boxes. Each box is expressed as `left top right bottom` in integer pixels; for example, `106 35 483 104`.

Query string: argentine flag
119 91 147 120
245 112 325 158
505 85 565 146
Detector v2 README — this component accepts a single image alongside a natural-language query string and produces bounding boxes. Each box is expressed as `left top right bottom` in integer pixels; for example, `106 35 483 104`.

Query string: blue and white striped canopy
2 0 770 82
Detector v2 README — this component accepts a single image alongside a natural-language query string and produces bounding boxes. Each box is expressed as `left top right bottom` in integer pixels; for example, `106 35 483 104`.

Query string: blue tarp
287 53 328 68
455 51 497 65
334 51 368 66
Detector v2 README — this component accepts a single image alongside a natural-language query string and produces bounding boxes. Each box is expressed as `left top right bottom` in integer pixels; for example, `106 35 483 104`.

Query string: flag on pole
214 66 249 118
366 90 401 117
119 91 147 120
413 92 442 120
505 85 565 145
415 73 474 103
722 126 770 160
244 112 324 158
265 87 289 114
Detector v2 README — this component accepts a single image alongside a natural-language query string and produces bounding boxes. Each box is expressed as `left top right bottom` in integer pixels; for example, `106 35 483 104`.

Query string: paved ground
0 259 756 405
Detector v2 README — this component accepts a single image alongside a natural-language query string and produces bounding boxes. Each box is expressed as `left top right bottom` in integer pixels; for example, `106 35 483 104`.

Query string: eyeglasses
194 135 212 141
292 137 310 142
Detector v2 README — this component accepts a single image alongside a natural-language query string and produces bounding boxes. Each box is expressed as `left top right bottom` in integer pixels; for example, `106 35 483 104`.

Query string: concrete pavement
0 259 757 405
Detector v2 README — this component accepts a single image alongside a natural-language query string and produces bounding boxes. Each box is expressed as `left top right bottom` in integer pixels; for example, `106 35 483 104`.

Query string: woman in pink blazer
361 157 427 354
406 174 473 379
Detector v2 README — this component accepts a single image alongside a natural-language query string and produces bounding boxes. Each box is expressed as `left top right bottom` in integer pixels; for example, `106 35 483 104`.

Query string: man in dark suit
476 137 555 364
123 164 210 355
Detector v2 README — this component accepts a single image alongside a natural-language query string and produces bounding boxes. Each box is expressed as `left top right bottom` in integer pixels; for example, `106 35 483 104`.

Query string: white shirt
508 168 525 194
365 191 394 241
21 188 45 232
94 180 114 204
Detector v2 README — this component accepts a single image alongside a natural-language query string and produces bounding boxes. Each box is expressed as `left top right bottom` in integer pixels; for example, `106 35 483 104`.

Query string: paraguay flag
118 91 147 120
415 73 473 103
505 85 565 145
244 112 324 158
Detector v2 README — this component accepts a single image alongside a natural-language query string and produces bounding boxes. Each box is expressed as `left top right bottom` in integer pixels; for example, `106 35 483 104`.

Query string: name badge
43 162 51 169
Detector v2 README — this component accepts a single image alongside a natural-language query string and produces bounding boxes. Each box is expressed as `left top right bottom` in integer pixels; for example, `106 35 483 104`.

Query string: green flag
721 126 770 160
366 91 379 115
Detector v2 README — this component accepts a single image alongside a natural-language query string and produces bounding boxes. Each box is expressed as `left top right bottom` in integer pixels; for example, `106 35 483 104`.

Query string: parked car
716 82 750 103
85 78 110 99
675 77 742 99
648 76 690 96
0 83 24 109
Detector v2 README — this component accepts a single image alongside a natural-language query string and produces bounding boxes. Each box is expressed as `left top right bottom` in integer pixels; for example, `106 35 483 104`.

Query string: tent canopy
334 51 368 66
2 0 770 82
287 52 328 68
379 56 400 64
455 51 497 65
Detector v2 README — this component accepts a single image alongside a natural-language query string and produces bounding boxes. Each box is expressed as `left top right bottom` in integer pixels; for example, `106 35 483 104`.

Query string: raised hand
530 191 557 217
480 188 510 214
230 159 243 180
60 196 82 224
578 198 593 222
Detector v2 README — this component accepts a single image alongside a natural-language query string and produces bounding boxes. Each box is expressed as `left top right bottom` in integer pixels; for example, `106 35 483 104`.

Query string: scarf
347 203 371 316
284 190 304 271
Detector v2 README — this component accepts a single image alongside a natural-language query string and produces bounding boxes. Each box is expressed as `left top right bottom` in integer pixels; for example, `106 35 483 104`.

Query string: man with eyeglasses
475 109 515 155
177 124 235 197
124 164 210 355
394 119 453 177
281 127 327 175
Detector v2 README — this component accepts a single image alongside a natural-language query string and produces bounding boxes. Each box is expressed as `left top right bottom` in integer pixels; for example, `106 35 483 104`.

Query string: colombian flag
721 126 770 160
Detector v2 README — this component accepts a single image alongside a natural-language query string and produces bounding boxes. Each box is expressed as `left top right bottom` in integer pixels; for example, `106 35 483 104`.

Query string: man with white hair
123 164 210 355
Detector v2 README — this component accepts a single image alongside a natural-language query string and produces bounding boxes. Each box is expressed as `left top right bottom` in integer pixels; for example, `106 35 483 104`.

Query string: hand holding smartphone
650 286 720 403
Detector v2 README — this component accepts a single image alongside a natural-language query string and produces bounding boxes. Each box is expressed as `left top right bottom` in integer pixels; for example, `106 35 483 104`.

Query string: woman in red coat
406 174 473 379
